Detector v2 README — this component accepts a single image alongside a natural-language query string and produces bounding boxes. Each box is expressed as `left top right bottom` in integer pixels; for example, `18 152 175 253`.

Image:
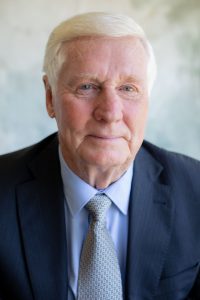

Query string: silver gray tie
77 193 123 300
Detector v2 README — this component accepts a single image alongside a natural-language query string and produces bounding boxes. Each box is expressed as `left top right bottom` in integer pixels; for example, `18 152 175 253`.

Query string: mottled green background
0 0 199 158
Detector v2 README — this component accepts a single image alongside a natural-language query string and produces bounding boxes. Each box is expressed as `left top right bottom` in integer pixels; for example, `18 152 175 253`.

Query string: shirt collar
59 147 133 217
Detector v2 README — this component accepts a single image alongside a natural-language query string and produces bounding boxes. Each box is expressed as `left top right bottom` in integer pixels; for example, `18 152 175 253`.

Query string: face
45 36 149 176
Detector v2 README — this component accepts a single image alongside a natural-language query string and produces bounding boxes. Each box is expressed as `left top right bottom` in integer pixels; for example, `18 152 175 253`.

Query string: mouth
89 134 120 140
87 135 122 141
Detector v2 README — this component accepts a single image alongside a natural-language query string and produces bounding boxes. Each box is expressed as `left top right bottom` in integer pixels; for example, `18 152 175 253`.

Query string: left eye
119 85 136 92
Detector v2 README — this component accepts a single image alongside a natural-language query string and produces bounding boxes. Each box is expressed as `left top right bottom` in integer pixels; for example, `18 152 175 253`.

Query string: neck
81 165 129 189
62 155 131 189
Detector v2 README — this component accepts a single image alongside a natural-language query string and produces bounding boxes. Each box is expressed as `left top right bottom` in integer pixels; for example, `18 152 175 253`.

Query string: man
0 12 200 300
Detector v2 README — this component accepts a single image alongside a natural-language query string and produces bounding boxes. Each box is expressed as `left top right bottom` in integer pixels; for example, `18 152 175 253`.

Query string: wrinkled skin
44 36 149 189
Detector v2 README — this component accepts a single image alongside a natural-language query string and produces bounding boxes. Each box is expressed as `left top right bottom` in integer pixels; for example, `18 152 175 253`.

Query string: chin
83 150 130 168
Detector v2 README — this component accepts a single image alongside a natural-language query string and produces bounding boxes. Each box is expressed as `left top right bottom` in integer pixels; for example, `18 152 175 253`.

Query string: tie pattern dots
77 193 123 300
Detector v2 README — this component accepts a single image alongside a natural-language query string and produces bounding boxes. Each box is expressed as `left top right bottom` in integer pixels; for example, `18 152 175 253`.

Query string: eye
79 84 94 90
76 83 100 96
119 85 138 92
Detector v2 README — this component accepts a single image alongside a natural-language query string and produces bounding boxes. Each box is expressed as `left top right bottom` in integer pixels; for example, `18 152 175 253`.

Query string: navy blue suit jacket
0 133 200 300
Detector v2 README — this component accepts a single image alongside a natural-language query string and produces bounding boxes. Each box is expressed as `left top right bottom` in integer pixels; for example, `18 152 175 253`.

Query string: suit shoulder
0 133 58 180
143 140 200 169
142 140 200 191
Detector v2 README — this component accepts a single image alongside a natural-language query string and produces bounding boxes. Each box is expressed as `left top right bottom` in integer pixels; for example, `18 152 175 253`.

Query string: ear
43 75 55 118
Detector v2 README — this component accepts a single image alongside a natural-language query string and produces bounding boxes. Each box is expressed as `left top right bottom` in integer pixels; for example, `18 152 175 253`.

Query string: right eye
76 83 100 97
79 84 94 90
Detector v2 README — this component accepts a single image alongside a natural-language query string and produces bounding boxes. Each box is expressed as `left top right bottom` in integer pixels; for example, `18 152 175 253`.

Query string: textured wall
0 0 200 159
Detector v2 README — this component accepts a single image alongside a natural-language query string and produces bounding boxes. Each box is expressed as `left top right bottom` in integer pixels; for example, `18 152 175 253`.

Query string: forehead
59 36 148 81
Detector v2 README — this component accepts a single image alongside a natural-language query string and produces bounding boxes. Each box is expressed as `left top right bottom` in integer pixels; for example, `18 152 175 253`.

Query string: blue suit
0 133 200 299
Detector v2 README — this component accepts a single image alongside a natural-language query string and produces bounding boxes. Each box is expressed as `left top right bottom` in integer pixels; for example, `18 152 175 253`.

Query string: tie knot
86 194 111 222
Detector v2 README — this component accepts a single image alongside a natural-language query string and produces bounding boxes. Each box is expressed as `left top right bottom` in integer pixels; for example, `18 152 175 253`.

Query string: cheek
55 99 92 134
126 102 148 134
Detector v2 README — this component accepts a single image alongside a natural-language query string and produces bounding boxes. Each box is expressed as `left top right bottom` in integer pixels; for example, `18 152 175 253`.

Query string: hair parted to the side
43 12 157 94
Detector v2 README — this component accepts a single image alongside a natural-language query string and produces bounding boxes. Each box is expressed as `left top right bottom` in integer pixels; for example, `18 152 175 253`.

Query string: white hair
43 12 157 93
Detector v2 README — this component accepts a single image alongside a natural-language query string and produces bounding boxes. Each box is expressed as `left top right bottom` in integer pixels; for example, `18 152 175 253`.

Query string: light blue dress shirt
58 148 133 300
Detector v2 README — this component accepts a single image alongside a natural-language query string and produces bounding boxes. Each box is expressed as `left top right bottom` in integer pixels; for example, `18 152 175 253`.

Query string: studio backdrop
0 0 199 159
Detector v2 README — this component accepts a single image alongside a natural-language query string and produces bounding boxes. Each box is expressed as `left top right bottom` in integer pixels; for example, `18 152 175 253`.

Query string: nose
93 89 123 123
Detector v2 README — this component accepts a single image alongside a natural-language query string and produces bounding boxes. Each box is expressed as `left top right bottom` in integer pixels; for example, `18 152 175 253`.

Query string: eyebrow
67 74 101 87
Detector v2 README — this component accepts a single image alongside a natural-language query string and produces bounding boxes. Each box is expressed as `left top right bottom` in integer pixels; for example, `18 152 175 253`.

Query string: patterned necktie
77 193 123 300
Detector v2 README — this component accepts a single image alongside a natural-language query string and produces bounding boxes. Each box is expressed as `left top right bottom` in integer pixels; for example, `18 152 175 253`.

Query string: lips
88 134 121 139
87 129 130 141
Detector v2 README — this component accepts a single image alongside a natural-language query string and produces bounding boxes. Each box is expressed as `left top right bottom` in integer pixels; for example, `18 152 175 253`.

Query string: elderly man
0 12 200 300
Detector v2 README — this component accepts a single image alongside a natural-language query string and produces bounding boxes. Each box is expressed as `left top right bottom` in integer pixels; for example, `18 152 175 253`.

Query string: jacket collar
125 145 174 299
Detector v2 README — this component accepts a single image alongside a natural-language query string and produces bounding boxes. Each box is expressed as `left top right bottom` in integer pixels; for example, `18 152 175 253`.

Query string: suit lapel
17 136 67 300
125 146 174 299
